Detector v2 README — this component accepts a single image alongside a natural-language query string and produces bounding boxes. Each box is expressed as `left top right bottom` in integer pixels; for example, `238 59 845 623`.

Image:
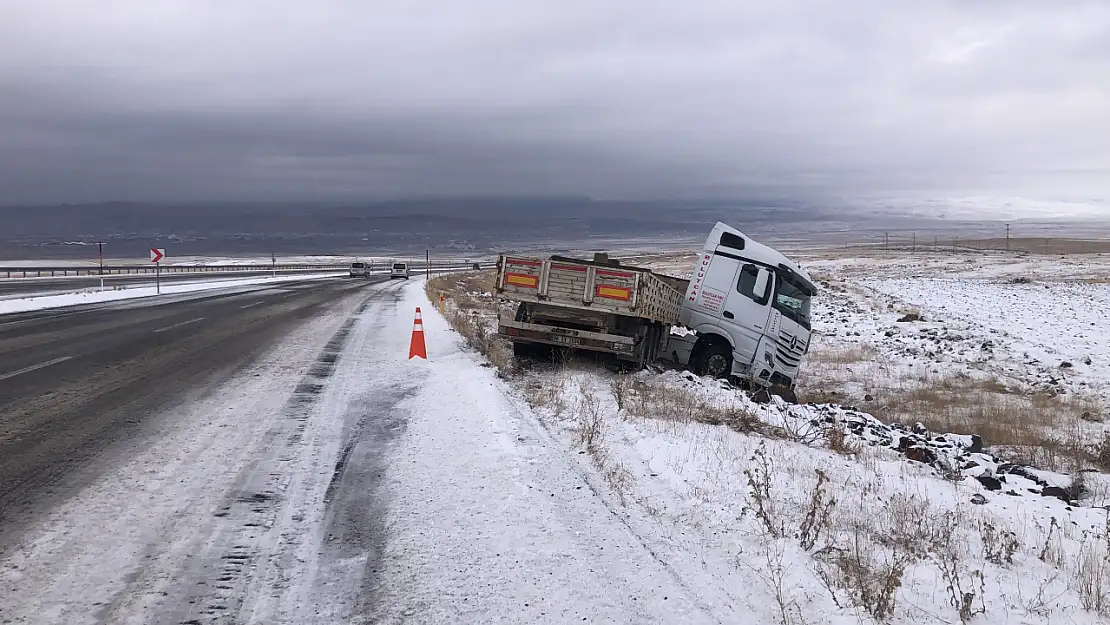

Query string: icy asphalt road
0 279 715 624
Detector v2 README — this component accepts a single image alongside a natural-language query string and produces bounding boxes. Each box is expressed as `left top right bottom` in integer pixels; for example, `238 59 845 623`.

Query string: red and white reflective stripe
413 307 424 331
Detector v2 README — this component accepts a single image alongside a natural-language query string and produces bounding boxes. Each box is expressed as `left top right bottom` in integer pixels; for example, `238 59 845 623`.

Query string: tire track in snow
132 283 406 625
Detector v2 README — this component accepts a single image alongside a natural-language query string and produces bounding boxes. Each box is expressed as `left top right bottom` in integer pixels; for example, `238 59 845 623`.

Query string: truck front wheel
693 341 732 378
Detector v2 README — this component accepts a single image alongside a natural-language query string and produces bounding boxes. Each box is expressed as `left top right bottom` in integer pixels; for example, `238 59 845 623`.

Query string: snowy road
1 279 715 624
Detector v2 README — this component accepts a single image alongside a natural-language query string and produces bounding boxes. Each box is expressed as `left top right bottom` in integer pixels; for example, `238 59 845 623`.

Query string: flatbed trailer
496 253 689 366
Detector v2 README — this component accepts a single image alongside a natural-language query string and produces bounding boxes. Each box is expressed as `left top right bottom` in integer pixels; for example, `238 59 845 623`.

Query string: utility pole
953 237 957 253
884 232 889 253
426 249 430 280
98 242 105 290
912 232 916 254
1006 223 1011 252
271 251 276 278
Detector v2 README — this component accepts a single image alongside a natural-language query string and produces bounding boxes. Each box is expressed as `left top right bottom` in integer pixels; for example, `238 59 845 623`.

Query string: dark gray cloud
1 1 1108 207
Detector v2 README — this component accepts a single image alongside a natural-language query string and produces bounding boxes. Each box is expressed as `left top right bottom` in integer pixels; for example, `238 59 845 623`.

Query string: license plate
550 335 581 346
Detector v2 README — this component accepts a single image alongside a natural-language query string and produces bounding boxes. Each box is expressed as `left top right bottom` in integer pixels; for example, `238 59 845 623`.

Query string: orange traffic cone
408 307 428 360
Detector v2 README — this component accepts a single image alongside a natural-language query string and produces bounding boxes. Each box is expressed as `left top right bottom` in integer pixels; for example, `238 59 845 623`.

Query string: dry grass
426 270 516 374
800 339 1104 472
426 270 497 312
805 344 880 366
868 378 1102 470
619 376 764 435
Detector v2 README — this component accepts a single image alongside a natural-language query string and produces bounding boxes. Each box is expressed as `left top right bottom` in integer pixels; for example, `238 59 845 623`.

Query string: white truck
496 222 817 397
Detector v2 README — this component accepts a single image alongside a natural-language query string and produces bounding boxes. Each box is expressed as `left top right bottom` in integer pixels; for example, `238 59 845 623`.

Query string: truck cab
678 222 816 391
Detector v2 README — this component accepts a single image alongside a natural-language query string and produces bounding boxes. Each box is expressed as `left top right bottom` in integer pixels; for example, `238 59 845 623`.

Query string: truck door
720 263 774 369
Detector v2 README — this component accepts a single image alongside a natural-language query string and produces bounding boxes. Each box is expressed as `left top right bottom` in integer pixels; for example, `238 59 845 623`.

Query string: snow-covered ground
426 251 1110 624
0 279 719 624
0 273 346 314
7 251 1110 624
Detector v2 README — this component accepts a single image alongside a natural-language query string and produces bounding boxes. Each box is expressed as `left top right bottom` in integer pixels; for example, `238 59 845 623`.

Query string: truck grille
774 330 807 369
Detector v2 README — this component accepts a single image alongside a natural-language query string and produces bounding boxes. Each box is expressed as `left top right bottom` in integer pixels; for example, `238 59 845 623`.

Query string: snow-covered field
430 251 1110 624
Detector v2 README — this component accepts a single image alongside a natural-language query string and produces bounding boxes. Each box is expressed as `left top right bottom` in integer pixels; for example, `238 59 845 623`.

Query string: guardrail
0 261 495 279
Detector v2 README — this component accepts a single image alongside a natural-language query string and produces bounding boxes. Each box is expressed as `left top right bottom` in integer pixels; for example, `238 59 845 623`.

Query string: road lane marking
0 356 74 382
0 312 73 327
153 317 206 333
238 301 264 310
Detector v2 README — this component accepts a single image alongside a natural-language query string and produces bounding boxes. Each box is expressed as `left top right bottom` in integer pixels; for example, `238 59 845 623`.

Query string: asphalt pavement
0 275 385 546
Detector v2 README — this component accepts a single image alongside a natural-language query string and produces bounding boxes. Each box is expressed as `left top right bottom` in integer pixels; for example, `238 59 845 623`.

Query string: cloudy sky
1 0 1108 205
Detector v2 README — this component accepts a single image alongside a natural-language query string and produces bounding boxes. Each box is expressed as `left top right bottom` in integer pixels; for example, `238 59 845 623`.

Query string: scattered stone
1060 361 1074 369
912 422 927 435
1042 486 1073 502
971 493 988 505
905 446 937 465
969 435 984 454
896 313 922 323
884 330 895 337
864 394 874 402
1081 411 1103 423
975 475 1002 491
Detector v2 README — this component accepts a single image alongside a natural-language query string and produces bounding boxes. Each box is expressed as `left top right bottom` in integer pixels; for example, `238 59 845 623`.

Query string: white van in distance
349 261 369 278
390 262 410 280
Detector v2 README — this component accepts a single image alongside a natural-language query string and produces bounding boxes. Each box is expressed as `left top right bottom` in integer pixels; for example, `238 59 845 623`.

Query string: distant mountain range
0 197 1104 261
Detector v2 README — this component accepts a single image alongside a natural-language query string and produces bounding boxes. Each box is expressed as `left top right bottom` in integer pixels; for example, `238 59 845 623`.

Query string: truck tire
693 340 732 379
514 302 530 323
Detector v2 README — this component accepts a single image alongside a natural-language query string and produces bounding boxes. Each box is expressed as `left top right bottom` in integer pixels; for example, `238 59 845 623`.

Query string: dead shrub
816 524 912 622
798 469 836 552
824 426 862 456
978 519 1018 566
576 386 604 450
1075 541 1110 615
928 512 985 624
611 374 634 412
745 442 784 539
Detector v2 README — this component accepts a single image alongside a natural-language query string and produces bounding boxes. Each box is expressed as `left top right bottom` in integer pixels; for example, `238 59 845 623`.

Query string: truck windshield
351 263 365 268
393 263 406 270
773 273 812 330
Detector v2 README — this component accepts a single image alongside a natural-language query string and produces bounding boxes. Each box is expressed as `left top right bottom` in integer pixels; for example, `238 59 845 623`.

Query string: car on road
349 261 369 278
390 262 410 280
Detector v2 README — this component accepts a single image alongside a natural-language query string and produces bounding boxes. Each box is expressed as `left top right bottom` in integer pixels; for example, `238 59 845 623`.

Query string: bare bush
798 469 836 552
576 386 604 450
1075 542 1110 616
611 374 634 412
928 512 985 624
745 442 784 539
817 523 912 622
825 426 861 456
978 518 1018 566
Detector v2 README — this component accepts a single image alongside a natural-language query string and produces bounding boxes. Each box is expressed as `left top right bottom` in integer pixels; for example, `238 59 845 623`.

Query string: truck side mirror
754 269 771 300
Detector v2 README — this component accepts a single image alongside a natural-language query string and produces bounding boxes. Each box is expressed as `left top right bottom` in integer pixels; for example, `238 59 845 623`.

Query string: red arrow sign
150 248 165 263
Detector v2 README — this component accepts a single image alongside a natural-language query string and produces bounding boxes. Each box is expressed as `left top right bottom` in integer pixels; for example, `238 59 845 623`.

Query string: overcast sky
1 1 1108 205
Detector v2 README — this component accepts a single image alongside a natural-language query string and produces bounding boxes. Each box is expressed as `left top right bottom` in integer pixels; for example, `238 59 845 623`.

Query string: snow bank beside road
0 272 343 314
364 283 719 623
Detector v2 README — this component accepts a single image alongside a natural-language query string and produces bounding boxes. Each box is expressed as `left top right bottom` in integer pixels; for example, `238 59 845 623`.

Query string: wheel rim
705 353 729 377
